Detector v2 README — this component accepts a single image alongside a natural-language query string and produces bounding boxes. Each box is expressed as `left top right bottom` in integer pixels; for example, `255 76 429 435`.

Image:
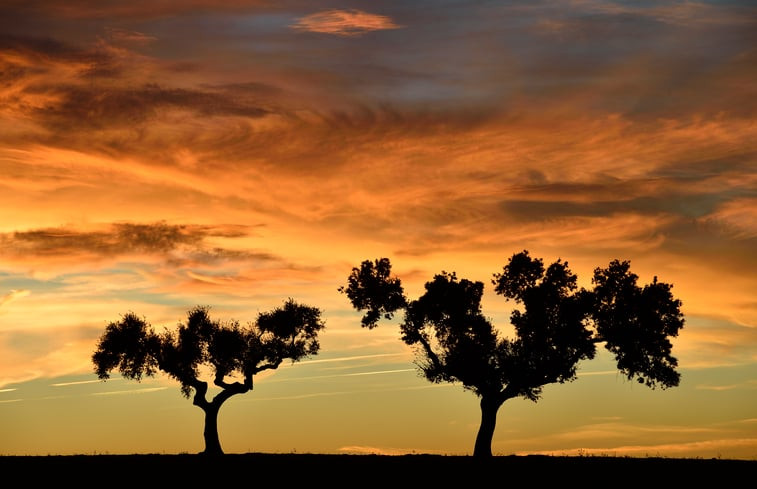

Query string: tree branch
415 332 443 372
210 371 253 407
191 379 210 409
253 361 282 374
496 383 521 406
213 375 251 393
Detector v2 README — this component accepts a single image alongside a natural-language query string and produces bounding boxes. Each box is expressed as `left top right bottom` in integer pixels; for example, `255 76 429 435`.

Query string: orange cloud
0 222 270 268
703 198 757 239
291 9 403 37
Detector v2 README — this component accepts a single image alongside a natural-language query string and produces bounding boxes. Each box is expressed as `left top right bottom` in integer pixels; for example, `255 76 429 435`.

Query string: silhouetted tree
339 251 683 458
92 300 325 455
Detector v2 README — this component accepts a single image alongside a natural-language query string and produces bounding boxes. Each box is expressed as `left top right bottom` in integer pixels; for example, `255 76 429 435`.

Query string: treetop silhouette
339 250 684 457
92 299 325 455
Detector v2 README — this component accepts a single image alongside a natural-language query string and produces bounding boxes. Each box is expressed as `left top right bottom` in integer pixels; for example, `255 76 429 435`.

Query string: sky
0 0 755 459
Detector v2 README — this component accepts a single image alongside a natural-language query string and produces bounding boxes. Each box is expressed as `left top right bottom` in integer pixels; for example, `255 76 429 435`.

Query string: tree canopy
92 299 325 455
340 250 684 457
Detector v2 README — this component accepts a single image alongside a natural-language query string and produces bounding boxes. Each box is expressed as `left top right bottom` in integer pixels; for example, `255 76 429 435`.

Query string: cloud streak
0 0 273 20
525 438 757 459
0 289 30 307
35 83 269 131
0 222 291 292
0 222 271 265
103 28 157 45
695 380 757 391
91 387 167 396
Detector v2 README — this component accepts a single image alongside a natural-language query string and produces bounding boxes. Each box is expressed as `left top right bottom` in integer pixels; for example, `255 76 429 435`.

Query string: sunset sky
1 1 756 459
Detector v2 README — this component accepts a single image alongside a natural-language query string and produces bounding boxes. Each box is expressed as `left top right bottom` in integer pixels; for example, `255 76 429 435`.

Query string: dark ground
2 453 754 487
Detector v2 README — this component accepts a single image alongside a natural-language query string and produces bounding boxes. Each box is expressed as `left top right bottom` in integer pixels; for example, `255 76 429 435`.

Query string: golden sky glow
1 1 755 459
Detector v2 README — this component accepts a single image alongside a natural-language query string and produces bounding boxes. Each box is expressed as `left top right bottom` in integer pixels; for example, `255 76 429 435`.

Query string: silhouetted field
2 453 753 486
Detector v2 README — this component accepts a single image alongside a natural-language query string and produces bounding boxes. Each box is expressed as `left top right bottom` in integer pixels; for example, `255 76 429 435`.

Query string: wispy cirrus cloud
103 27 157 45
33 83 269 131
671 319 757 369
552 421 722 442
703 198 757 239
696 380 757 391
0 289 30 308
51 379 107 387
91 387 167 396
504 416 757 459
291 9 403 37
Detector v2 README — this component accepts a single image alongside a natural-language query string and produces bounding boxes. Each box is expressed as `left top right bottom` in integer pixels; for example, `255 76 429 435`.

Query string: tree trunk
473 396 501 458
200 404 223 455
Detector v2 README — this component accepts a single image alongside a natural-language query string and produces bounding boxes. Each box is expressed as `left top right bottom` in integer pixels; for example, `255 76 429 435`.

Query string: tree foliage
590 260 683 388
338 257 406 328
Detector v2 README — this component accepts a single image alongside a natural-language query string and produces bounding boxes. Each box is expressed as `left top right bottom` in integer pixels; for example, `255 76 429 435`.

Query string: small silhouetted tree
339 251 683 457
92 299 325 455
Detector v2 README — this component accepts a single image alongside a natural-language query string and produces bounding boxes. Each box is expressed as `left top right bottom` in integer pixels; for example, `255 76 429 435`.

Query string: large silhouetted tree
92 299 325 455
339 251 683 458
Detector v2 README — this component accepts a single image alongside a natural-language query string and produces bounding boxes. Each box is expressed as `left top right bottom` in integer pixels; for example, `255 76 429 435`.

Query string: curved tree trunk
200 404 223 455
195 379 252 456
473 396 501 458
